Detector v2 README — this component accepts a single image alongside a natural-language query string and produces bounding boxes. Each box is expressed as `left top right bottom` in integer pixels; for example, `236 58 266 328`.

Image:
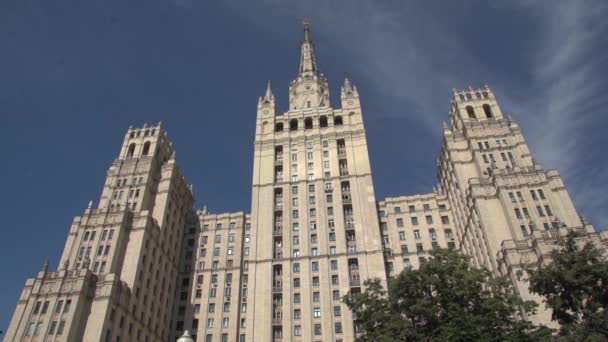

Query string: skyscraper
5 22 606 342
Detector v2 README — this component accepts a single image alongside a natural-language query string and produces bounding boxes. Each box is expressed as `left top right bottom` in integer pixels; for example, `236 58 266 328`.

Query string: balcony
338 148 346 157
275 177 283 183
349 278 361 287
272 285 282 293
275 157 283 166
274 203 283 211
342 196 352 204
272 317 282 325
324 186 333 193
347 242 357 253
273 229 283 236
340 169 349 177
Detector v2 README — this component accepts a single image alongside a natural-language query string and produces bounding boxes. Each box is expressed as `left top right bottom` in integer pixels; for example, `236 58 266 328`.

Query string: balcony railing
342 196 352 204
273 229 282 236
272 286 282 293
349 278 361 287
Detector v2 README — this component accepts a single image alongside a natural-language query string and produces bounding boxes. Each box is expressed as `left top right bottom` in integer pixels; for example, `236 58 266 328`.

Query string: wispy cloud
226 0 487 134
226 0 608 228
503 0 608 228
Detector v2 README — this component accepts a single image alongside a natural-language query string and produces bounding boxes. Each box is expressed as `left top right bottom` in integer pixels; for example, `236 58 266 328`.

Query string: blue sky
1 0 606 331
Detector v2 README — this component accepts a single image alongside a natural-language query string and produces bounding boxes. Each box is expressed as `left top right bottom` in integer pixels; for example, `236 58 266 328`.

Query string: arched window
126 143 136 158
319 116 328 128
459 94 465 101
304 118 313 129
334 116 343 126
466 106 476 119
275 122 284 132
290 119 298 131
142 142 151 156
483 104 493 118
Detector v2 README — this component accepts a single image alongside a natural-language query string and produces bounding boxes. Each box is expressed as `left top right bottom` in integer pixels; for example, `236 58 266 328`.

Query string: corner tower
248 22 386 341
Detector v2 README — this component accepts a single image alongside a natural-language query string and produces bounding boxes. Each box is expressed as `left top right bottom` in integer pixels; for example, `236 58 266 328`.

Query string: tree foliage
526 234 608 341
344 249 551 341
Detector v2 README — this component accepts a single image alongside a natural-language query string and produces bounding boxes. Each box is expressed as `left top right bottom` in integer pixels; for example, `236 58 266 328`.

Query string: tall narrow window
483 104 493 118
466 106 476 119
126 143 136 158
141 141 151 156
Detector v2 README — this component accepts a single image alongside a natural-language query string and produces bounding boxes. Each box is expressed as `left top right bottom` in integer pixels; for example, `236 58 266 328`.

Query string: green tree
344 249 551 341
526 234 608 341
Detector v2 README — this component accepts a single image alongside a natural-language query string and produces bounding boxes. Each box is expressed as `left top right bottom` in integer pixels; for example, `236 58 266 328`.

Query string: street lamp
176 330 194 342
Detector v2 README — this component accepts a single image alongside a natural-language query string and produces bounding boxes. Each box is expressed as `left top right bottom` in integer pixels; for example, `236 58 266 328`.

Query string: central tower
247 23 386 341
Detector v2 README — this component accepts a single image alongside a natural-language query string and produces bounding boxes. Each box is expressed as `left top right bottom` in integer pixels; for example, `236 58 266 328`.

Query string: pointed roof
299 19 318 74
264 80 274 100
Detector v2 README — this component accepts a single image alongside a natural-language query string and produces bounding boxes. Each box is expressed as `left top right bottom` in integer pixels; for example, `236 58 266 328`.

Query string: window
466 106 476 119
530 190 538 200
416 243 424 252
293 235 299 245
408 205 415 212
293 249 300 257
304 118 313 129
517 191 524 202
441 216 450 224
335 322 343 333
320 116 328 127
55 300 63 313
332 275 339 285
411 217 418 225
330 246 337 255
307 151 313 159
313 292 320 302
294 293 301 303
290 119 298 131
314 323 322 335
334 116 343 125
309 184 315 193
313 307 321 318
521 225 528 237
426 215 433 224
41 300 49 314
334 306 342 316
544 205 553 216
311 261 319 271
293 263 300 273
515 208 522 219
311 248 318 256
396 218 404 227
293 278 301 288
312 276 320 286
329 232 336 241
404 258 412 268
49 321 57 334
57 320 65 335
414 230 421 239
333 290 340 300
294 325 302 336
483 104 493 118
538 189 546 200
330 260 338 270
537 206 545 217
292 186 298 194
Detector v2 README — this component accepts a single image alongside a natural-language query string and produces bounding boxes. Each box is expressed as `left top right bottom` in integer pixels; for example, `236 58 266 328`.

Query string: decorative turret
340 72 360 111
257 80 277 117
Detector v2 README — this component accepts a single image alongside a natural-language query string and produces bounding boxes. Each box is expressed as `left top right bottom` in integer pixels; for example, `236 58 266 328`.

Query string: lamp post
176 330 194 342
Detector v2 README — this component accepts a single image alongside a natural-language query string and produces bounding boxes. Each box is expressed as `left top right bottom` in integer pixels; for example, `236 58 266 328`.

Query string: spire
264 80 274 101
343 72 353 93
299 18 318 74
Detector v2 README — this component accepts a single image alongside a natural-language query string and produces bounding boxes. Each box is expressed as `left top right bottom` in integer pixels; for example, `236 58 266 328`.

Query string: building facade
5 23 607 342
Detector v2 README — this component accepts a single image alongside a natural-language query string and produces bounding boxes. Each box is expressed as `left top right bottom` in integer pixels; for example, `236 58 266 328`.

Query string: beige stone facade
5 23 606 342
